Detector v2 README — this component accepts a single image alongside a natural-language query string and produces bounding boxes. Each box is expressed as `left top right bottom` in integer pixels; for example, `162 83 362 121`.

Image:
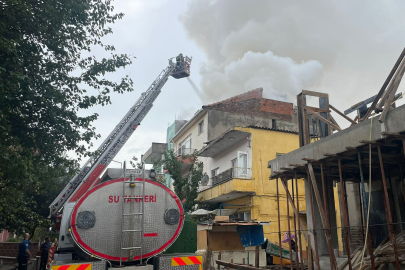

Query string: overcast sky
77 0 405 169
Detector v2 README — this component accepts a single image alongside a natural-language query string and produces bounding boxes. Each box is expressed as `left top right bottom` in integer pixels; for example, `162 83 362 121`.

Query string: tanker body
53 169 183 268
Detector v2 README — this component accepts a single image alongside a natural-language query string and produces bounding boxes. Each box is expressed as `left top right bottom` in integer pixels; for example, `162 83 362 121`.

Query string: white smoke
200 51 323 102
180 0 405 106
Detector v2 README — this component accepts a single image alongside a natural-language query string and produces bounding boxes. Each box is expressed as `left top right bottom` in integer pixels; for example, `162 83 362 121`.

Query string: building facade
141 120 187 189
143 88 309 254
196 126 307 252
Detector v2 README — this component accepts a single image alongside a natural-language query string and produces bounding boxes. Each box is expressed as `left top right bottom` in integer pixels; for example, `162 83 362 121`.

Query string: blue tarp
236 225 264 247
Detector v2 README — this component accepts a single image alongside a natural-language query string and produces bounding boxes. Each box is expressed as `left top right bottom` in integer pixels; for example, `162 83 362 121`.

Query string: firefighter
176 54 183 68
39 237 51 270
17 233 31 270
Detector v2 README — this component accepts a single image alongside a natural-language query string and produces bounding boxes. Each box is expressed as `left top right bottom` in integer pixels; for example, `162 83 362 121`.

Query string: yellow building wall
231 127 308 250
206 127 342 256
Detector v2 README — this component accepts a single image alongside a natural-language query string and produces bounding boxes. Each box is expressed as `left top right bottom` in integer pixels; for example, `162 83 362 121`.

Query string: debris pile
338 231 405 270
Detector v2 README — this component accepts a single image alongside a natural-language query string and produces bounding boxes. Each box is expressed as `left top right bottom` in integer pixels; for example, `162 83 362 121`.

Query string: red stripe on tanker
70 177 183 261
69 164 107 202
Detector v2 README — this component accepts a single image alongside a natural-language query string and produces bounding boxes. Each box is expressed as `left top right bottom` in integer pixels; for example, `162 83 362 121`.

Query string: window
230 211 251 221
237 151 248 177
231 158 237 168
211 168 219 178
244 211 251 221
272 119 277 129
198 120 204 135
178 135 191 155
312 119 318 136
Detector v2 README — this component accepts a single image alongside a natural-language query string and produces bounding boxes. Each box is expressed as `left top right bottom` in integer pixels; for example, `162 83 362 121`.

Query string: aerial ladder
49 54 191 248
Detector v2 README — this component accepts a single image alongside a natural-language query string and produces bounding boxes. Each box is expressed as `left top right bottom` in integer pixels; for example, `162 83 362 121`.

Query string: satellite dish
201 174 209 186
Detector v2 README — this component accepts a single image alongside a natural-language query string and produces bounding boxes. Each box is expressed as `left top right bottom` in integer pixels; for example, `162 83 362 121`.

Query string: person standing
39 237 51 270
52 238 58 249
17 233 31 270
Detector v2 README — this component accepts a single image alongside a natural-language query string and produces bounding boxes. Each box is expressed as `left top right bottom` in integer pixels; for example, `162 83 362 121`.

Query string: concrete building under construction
268 48 405 270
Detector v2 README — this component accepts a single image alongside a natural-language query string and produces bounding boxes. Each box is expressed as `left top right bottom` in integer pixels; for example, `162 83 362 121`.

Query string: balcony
176 148 197 156
197 167 254 203
211 167 252 186
141 143 167 164
199 129 250 157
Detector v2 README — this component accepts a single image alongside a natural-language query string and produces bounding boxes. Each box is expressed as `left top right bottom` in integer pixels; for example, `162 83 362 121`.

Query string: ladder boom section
50 56 190 216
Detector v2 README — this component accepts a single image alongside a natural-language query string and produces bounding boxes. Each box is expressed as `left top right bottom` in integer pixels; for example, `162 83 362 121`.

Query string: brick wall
203 88 263 107
0 242 39 265
350 228 364 251
205 98 293 121
341 228 364 255
260 99 294 116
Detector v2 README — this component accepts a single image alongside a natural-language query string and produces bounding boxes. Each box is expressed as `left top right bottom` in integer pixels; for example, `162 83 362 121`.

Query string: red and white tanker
50 55 191 265
67 169 183 262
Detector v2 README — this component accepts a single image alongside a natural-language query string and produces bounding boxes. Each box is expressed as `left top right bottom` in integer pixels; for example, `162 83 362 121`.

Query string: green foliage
130 156 143 170
159 150 203 212
0 0 133 234
33 227 59 243
6 237 21 243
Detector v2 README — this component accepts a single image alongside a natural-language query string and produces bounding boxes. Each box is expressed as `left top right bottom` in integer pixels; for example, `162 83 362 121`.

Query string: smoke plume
180 0 405 106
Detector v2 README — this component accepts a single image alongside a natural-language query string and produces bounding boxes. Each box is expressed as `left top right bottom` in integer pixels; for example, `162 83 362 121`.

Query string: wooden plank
279 179 310 245
305 106 331 113
329 115 341 130
303 94 310 145
330 104 357 125
351 116 359 127
339 247 362 270
307 163 338 270
375 86 397 114
381 132 405 138
361 47 405 121
255 246 259 268
302 90 329 98
216 260 261 270
376 55 405 113
302 158 319 162
305 106 342 131
289 163 306 167
297 94 305 147
379 84 401 123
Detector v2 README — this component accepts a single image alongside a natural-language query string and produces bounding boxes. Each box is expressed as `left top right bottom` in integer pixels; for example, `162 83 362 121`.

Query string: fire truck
47 55 201 270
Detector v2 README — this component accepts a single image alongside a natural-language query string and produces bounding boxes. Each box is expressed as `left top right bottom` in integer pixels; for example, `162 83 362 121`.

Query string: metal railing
210 167 252 186
176 148 196 156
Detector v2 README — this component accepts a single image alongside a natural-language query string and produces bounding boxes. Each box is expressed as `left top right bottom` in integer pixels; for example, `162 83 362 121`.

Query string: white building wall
206 135 252 176
171 112 209 176
173 112 208 152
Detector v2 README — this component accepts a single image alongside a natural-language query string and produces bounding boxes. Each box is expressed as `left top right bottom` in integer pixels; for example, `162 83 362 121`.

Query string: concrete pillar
345 182 363 251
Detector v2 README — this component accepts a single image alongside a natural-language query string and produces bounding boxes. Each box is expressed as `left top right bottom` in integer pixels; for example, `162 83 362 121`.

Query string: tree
130 156 143 170
161 150 203 212
0 0 134 234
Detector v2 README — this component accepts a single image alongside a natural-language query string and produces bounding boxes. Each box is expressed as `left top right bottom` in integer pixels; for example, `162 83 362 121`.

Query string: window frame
211 167 219 178
198 120 204 135
231 158 237 168
178 134 192 155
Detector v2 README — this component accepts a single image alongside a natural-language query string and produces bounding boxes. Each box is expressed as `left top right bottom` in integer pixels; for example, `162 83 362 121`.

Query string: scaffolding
269 48 405 270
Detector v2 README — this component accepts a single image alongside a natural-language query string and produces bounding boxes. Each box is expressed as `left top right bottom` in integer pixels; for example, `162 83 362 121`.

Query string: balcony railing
176 148 196 156
211 167 252 186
